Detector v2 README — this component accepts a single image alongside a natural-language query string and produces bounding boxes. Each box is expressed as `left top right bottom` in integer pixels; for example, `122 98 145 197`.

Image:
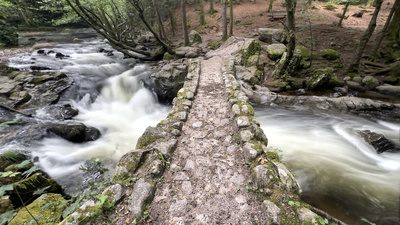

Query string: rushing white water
7 36 169 192
255 106 400 225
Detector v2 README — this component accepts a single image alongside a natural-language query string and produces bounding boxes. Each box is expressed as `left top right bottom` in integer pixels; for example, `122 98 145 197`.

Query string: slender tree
338 1 349 27
277 0 296 76
182 0 189 46
209 0 215 13
347 0 383 73
200 0 206 26
229 0 233 37
372 0 399 56
386 0 400 42
222 0 228 40
152 0 168 41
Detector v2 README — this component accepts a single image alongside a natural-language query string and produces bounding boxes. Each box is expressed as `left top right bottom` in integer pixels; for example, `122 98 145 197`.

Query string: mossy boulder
136 126 167 149
265 80 288 92
189 30 202 45
305 68 334 90
163 52 175 60
258 28 287 44
294 46 311 69
113 151 144 181
267 44 287 61
362 75 380 90
320 49 341 60
8 194 67 225
241 39 261 67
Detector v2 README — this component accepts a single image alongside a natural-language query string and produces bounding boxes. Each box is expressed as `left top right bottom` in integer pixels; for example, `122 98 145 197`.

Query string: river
255 106 400 225
4 31 169 192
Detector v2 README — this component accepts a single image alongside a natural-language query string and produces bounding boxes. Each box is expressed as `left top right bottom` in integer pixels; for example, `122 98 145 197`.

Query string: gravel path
150 56 265 224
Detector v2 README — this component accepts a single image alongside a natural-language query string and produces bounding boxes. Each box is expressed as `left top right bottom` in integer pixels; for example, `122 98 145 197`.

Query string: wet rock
153 62 187 103
267 44 287 61
30 66 51 71
46 124 101 143
346 80 365 92
359 130 400 154
55 52 70 59
362 75 380 90
37 49 46 55
128 178 155 216
9 194 67 225
263 200 281 225
9 91 31 105
376 85 400 97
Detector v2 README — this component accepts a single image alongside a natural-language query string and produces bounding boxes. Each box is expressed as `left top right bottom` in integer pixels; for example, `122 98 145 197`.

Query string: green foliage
324 4 337 10
0 151 25 163
0 210 17 225
317 216 329 224
0 118 19 130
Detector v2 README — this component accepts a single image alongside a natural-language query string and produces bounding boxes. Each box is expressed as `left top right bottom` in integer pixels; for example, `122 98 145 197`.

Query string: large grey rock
359 130 400 154
258 28 287 43
263 200 282 225
376 85 400 97
46 124 101 143
235 66 261 86
267 44 287 61
347 80 365 92
153 62 187 103
175 46 200 58
153 139 178 160
305 68 333 91
113 151 143 180
243 142 259 163
128 178 156 216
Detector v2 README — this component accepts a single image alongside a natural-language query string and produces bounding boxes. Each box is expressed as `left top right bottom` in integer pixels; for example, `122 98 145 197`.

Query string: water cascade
255 106 400 225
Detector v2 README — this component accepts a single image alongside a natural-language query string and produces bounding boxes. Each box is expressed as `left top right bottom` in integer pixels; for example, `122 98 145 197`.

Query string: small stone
232 104 241 116
128 179 155 216
174 112 188 121
192 121 203 128
236 116 250 127
240 130 254 142
253 165 274 189
297 208 318 224
171 129 181 136
263 200 282 225
243 142 259 162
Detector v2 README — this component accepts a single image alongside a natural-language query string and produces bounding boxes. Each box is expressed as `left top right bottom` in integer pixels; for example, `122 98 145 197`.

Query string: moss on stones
320 49 341 60
241 40 261 67
8 194 67 225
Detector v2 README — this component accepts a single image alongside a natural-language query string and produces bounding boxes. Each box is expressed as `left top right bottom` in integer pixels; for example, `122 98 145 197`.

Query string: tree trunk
386 0 400 42
347 0 383 73
152 0 168 41
268 0 274 12
277 0 296 77
338 1 349 27
372 0 399 56
182 0 190 46
222 0 228 40
229 0 233 37
200 0 206 26
209 0 215 13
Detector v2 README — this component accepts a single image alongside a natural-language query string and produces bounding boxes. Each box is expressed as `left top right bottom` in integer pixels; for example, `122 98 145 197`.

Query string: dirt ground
170 0 394 75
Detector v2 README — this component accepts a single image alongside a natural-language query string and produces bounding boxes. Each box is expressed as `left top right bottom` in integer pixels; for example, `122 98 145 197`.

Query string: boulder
265 80 288 92
258 28 287 43
294 46 311 69
252 164 278 189
9 194 67 225
263 200 281 225
128 178 155 216
189 30 202 45
153 62 187 103
362 75 380 90
305 68 333 90
241 39 261 66
235 66 261 86
267 44 287 61
175 46 200 58
346 80 365 92
46 124 101 143
320 49 341 60
359 130 400 154
376 85 400 97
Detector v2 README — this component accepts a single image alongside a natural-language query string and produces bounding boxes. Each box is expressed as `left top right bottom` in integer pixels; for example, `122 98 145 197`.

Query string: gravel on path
150 56 266 224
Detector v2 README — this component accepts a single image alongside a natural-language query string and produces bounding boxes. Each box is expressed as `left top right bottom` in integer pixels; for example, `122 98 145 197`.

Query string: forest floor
170 0 394 78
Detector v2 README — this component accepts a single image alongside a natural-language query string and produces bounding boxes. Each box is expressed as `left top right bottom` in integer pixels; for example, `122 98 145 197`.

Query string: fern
0 151 26 163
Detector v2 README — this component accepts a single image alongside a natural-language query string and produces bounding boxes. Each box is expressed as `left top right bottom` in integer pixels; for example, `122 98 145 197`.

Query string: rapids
5 35 169 192
255 106 400 225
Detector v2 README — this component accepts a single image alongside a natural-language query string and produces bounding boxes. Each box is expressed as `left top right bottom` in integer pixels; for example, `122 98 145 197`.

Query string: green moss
241 40 261 67
209 40 222 50
267 151 280 161
242 20 254 26
8 194 67 225
320 49 341 60
235 20 242 25
327 74 344 87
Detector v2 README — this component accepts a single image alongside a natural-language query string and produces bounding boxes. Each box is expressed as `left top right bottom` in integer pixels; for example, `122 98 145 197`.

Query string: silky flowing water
255 106 400 225
5 34 169 192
